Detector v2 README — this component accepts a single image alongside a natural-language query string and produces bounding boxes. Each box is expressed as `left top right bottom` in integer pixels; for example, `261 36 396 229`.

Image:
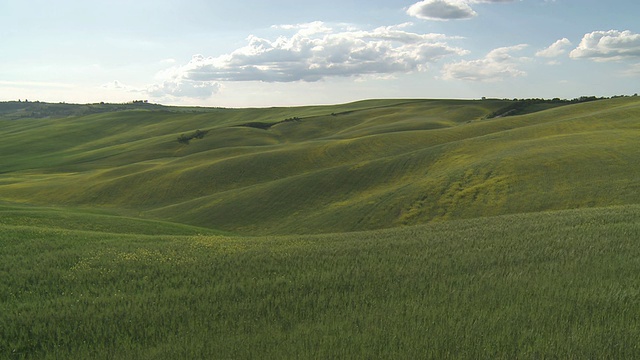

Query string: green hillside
0 97 637 233
2 202 640 358
1 97 639 234
3 97 640 358
0 203 222 236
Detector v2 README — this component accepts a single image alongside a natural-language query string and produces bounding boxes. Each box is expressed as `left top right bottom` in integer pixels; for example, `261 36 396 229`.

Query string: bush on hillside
177 129 209 145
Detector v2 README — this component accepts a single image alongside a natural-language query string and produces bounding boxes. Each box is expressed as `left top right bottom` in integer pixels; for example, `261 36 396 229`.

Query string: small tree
193 129 208 139
177 134 191 144
177 129 209 144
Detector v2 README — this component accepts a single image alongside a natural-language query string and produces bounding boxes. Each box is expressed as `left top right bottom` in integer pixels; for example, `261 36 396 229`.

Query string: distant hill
1 97 639 234
0 100 168 119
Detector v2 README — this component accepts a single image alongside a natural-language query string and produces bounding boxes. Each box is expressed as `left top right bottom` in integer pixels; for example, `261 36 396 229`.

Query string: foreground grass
3 204 640 358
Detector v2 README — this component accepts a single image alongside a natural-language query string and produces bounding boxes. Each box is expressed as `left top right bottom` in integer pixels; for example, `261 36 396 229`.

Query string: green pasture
1 97 639 234
2 97 640 358
2 204 640 358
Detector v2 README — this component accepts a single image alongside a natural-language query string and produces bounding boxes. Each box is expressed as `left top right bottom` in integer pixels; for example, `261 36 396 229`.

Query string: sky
1 0 640 107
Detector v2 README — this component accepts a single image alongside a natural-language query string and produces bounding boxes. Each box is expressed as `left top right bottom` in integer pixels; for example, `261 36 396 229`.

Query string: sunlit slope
1 97 639 234
0 203 221 236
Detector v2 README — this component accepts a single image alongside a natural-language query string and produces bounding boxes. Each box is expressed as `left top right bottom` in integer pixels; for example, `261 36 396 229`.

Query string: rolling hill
1 97 639 234
3 97 640 358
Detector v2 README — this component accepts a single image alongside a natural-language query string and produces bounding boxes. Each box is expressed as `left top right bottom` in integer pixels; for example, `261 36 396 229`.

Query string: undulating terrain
2 97 640 358
2 97 639 234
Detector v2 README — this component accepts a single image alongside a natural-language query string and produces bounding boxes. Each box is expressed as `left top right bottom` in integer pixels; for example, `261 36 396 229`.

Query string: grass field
2 97 640 234
2 203 640 358
2 97 640 358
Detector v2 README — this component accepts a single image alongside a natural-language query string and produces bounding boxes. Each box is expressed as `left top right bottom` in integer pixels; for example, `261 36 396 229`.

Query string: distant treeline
484 94 638 119
0 100 225 119
0 100 166 119
2 94 638 121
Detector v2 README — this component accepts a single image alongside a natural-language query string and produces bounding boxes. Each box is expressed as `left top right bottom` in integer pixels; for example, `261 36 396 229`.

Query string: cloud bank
441 44 528 81
146 78 221 99
147 22 468 98
570 30 640 61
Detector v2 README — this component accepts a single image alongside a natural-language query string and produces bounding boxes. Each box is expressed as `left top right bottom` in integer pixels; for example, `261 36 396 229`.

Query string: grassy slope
1 97 640 234
0 203 223 236
2 203 640 358
3 98 640 358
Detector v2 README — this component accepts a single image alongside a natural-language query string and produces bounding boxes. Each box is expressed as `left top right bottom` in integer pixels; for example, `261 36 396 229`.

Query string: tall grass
3 204 640 358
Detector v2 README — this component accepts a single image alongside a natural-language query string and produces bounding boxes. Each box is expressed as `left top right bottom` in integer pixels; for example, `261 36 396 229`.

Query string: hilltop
1 96 639 234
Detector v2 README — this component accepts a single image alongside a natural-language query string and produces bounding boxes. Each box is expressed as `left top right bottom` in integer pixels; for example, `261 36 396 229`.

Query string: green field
2 97 640 358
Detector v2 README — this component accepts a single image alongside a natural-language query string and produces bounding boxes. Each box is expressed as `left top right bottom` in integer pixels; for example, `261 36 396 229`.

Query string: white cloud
406 0 515 21
407 0 477 21
101 78 220 100
570 30 640 61
441 44 528 81
149 22 468 95
146 77 221 99
536 38 572 58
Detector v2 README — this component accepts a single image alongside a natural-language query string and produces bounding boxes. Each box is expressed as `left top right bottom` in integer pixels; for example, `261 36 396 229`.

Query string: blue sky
1 0 640 107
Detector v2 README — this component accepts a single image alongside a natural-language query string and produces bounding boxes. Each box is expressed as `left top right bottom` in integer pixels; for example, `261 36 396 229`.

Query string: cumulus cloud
570 30 640 61
407 0 477 21
407 0 515 21
536 38 572 58
101 78 220 100
441 44 528 81
150 22 468 93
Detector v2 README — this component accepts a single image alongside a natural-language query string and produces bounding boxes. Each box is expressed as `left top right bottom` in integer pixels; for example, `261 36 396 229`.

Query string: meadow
2 97 640 358
2 97 640 235
2 203 640 358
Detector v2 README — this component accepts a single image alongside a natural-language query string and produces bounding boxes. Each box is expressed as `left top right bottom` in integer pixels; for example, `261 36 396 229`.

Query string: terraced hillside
1 97 639 234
